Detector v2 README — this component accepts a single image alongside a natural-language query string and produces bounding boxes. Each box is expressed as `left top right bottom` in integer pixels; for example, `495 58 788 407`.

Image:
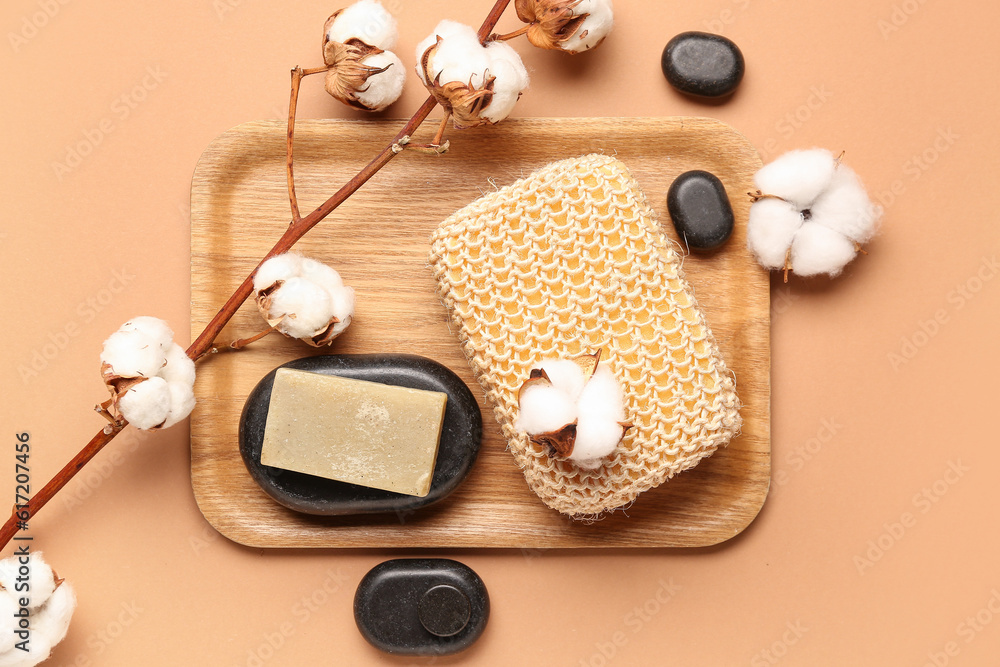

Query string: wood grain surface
190 117 769 548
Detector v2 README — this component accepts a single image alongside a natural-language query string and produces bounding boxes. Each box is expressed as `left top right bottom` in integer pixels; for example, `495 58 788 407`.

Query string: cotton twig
0 0 514 552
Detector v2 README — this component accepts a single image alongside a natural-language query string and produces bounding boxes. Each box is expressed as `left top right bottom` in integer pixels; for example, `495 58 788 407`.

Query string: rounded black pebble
667 170 735 251
239 354 482 516
661 31 745 99
355 559 489 656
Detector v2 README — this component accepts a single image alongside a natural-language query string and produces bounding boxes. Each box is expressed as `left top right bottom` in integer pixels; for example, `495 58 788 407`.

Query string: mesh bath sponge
429 154 741 517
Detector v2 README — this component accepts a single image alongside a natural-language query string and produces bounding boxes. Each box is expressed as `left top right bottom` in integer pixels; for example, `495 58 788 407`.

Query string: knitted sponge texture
429 154 741 516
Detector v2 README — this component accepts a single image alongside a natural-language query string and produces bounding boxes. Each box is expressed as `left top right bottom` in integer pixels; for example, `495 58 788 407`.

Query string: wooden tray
190 117 770 548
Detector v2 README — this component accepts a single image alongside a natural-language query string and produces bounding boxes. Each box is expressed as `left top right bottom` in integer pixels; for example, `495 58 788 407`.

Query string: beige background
1 0 998 665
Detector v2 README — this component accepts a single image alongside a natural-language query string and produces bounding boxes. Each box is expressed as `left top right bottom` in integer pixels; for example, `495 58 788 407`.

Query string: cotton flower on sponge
416 20 530 129
100 316 196 430
747 149 882 279
514 352 630 470
253 253 355 347
0 552 76 666
515 0 614 53
322 0 405 111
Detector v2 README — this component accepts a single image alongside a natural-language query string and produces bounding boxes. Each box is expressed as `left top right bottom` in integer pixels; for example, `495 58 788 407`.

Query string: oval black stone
667 170 735 251
661 31 745 98
238 354 482 516
355 559 489 656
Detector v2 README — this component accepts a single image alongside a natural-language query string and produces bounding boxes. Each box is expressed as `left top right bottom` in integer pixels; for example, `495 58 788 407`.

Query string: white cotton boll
161 381 197 429
559 0 615 53
327 0 398 50
790 222 858 277
0 635 52 667
118 376 171 429
119 316 173 355
536 359 586 401
577 365 626 422
160 343 195 387
253 253 303 292
417 21 491 88
754 148 837 208
571 414 624 465
0 594 17 654
0 553 55 609
301 257 345 297
355 51 405 111
809 165 881 244
481 42 529 123
267 277 334 338
31 582 75 648
100 330 165 378
746 198 804 270
515 382 578 435
328 285 356 336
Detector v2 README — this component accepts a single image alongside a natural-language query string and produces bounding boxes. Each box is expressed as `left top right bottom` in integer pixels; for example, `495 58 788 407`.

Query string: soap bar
260 368 447 497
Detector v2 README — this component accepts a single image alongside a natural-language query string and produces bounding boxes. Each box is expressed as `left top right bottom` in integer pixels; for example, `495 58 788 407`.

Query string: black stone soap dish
355 559 490 656
238 354 482 516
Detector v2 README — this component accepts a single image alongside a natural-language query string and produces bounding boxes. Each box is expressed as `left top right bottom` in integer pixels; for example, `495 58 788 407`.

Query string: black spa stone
355 559 489 656
667 170 735 251
661 31 745 99
239 354 482 516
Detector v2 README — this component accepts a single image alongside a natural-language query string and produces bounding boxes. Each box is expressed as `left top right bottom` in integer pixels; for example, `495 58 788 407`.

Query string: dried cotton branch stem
0 0 513 552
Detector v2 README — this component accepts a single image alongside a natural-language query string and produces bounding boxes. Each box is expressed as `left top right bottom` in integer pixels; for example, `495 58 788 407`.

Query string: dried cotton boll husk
117 376 171 430
0 552 57 610
323 39 404 112
416 21 529 128
100 329 165 380
325 0 398 51
515 0 614 53
746 198 803 270
322 2 404 112
753 148 837 209
789 222 858 278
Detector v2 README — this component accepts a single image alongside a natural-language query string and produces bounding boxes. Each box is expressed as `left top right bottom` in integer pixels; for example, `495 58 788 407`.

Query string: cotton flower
746 149 881 279
100 317 197 430
416 20 530 128
515 0 614 53
253 252 355 346
0 553 76 667
322 0 405 112
515 352 628 469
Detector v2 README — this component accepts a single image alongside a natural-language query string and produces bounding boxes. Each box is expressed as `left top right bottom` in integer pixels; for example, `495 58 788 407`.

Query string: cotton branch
0 0 513 552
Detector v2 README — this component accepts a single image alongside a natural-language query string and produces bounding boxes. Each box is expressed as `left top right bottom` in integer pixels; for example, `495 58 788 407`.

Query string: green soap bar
260 368 447 497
